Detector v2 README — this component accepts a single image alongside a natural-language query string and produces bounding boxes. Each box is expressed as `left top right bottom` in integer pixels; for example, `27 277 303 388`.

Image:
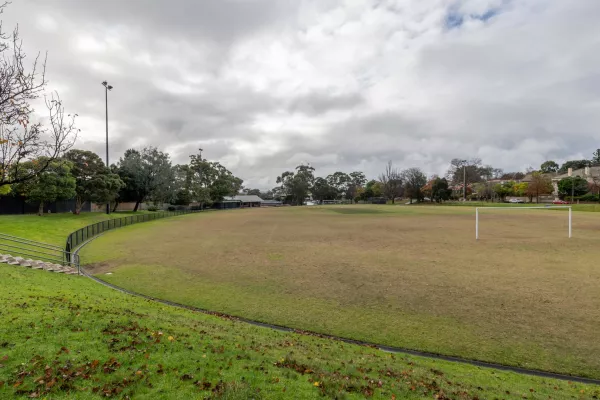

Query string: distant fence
64 210 201 261
0 196 91 215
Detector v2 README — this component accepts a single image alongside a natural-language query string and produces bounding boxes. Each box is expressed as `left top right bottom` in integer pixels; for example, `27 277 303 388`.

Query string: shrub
577 193 599 202
167 205 176 211
147 205 159 212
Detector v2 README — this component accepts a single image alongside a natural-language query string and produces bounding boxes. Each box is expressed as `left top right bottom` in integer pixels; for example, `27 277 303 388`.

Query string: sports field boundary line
73 235 600 386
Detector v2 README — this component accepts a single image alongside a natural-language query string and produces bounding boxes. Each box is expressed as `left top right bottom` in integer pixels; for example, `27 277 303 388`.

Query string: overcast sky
5 0 600 188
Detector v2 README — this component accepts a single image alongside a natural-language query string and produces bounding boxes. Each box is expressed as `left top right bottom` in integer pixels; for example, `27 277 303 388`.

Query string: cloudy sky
5 0 600 188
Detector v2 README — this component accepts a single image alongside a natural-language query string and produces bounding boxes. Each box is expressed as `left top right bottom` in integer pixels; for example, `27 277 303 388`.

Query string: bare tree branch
0 3 77 187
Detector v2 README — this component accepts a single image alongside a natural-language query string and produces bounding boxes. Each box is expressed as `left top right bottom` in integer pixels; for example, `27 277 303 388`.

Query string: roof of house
552 166 600 181
225 195 264 202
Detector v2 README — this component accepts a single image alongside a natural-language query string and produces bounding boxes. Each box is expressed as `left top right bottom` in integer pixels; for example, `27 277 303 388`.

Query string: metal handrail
0 233 77 270
0 248 64 265
0 233 64 251
0 242 67 259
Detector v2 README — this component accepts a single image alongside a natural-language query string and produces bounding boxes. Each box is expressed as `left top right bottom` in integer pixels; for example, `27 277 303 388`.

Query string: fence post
65 240 71 264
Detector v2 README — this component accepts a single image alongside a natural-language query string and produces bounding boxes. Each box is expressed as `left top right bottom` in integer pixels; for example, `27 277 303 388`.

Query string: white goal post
475 206 572 240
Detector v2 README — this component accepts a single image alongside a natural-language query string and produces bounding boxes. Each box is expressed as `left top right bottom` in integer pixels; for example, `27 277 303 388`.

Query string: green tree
311 177 336 202
557 176 589 200
431 177 451 203
357 180 383 202
493 181 515 201
559 160 591 174
326 172 350 200
402 168 427 204
64 149 124 214
346 171 367 203
513 182 528 197
13 159 76 215
472 182 493 201
592 149 600 166
115 147 174 211
188 149 243 206
276 164 315 205
171 164 193 206
540 161 559 173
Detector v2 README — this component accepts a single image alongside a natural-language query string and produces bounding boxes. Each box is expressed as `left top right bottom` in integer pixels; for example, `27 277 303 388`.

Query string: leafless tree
0 3 78 187
379 161 403 204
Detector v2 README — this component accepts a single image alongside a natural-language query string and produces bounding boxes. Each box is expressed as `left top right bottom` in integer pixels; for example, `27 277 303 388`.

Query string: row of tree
4 147 243 215
253 149 600 206
261 162 432 205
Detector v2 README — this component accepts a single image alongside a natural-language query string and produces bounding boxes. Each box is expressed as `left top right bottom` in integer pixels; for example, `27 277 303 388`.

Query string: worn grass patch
80 206 600 379
1 266 599 399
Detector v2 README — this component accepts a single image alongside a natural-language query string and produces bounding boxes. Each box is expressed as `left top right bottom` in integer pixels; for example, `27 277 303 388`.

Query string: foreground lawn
0 212 151 246
1 266 598 399
80 206 600 379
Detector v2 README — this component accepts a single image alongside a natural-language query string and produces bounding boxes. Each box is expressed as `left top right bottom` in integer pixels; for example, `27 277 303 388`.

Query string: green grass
0 212 149 246
1 266 599 399
79 206 600 380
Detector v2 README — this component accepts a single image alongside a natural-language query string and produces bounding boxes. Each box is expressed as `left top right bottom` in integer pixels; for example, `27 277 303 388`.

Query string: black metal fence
0 196 91 215
65 210 201 258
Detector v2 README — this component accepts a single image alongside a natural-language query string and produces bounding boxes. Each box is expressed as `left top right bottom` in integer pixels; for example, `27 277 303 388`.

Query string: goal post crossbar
475 206 572 240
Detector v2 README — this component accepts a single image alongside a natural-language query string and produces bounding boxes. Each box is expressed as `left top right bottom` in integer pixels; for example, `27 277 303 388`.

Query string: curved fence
65 210 202 263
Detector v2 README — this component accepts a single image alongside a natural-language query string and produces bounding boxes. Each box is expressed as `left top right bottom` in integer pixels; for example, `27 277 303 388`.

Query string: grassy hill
0 266 598 399
0 212 148 246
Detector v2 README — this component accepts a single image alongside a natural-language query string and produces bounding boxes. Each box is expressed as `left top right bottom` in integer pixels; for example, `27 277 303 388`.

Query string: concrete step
1 254 79 276
7 256 21 265
19 258 33 267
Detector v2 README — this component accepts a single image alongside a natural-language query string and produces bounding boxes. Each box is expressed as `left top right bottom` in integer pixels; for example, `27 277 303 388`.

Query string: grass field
1 266 599 399
79 205 600 380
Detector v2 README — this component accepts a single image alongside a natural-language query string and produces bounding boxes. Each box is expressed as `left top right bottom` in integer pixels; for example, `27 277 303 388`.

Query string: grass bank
1 266 598 399
0 211 149 246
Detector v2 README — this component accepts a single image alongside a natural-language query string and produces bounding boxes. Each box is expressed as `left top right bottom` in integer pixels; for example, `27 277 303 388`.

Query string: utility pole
102 81 113 215
463 164 467 200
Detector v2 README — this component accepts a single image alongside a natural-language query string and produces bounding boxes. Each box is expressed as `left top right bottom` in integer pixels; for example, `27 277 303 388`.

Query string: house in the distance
549 166 600 198
224 195 263 208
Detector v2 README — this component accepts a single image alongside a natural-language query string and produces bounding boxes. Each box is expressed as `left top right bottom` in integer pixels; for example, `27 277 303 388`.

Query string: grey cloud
3 0 600 190
22 0 299 44
288 91 364 115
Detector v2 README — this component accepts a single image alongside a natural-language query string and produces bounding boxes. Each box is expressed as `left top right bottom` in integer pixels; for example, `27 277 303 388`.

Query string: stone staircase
0 254 79 275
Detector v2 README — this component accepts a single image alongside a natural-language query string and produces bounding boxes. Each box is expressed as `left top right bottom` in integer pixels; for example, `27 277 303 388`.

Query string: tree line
250 151 600 206
1 147 244 215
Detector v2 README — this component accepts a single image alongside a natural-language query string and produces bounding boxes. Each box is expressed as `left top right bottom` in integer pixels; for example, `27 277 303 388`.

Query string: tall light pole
102 81 113 215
